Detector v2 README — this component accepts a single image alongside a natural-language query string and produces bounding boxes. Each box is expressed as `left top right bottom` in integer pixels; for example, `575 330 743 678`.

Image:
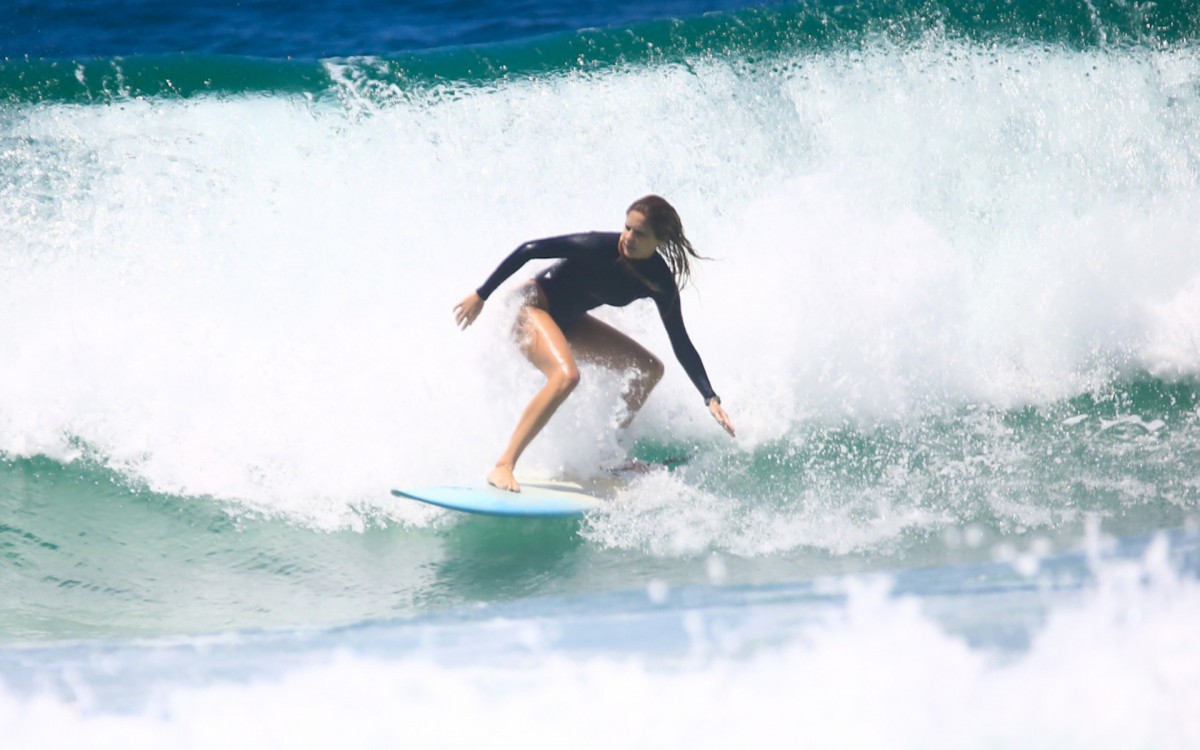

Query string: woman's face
619 210 661 260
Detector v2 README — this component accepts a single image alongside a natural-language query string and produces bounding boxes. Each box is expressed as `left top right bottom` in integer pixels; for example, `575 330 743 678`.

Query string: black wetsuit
475 231 718 403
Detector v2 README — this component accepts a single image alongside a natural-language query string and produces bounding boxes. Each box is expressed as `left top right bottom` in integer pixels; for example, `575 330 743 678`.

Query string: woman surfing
454 195 735 492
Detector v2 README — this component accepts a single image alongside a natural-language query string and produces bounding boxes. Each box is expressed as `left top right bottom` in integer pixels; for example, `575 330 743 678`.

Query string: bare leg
567 314 664 429
488 304 580 492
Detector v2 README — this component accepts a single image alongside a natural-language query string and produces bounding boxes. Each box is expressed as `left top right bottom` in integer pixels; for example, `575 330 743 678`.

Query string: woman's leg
488 301 580 492
567 314 664 429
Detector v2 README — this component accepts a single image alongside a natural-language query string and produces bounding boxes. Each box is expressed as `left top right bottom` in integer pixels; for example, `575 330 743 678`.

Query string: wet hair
627 194 704 290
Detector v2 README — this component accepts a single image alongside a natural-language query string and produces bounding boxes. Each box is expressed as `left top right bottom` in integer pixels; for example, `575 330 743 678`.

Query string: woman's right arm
453 291 485 330
453 233 599 330
452 240 541 330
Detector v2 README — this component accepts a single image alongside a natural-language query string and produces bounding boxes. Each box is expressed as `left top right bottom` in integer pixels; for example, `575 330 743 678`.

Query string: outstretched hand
710 399 736 437
454 292 485 330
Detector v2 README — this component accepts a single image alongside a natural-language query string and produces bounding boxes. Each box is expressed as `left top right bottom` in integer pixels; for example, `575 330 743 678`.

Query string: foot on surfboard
487 465 521 492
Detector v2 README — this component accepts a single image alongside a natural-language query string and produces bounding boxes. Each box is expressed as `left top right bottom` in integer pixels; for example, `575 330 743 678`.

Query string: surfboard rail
391 481 603 517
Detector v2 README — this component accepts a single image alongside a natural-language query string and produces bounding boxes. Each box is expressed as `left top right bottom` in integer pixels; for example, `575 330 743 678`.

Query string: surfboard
391 480 603 518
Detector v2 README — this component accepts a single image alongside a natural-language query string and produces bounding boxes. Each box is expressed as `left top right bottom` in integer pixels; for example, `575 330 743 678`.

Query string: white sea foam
0 42 1197 526
2 543 1197 749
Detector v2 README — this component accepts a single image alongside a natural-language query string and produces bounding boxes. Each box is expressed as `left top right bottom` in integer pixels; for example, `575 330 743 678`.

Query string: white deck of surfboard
392 480 603 517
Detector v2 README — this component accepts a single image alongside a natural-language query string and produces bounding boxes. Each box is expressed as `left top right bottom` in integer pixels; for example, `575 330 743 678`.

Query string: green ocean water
2 0 1197 102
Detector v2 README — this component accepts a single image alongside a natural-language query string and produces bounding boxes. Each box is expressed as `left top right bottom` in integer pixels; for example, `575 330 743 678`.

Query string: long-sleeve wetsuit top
475 231 718 403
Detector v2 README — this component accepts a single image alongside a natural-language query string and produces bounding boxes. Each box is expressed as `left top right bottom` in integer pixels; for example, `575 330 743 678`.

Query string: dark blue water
3 0 777 59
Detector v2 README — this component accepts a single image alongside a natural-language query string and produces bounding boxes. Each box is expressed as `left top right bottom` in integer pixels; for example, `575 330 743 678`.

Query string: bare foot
605 458 653 475
487 465 521 492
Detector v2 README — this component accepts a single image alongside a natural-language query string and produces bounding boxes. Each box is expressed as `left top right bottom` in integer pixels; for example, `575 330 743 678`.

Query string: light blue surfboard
391 481 603 517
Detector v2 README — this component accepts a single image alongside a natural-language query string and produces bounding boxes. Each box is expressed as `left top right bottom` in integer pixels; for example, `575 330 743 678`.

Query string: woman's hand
709 399 735 437
454 292 485 330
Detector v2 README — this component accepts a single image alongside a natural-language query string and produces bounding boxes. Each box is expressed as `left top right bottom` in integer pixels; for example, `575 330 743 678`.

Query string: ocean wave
1 38 1198 521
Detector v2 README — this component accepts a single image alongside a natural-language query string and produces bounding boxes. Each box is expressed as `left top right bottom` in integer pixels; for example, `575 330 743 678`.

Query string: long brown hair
627 194 704 290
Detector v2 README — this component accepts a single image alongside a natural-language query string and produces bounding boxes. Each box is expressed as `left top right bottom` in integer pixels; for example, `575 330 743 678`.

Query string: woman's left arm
707 396 735 437
655 293 735 437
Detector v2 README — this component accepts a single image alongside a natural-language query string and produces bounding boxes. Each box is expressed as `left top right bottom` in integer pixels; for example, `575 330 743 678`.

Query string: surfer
454 195 735 492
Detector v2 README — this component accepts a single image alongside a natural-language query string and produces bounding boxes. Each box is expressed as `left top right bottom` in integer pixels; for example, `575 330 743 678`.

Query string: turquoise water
3 0 1200 745
4 381 1198 641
